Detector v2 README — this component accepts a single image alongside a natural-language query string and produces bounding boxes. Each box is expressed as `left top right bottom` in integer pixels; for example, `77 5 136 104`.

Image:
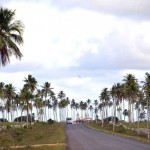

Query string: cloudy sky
1 0 150 101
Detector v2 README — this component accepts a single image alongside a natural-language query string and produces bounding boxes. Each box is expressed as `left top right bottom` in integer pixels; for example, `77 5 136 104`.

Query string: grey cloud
2 0 150 20
74 31 150 71
50 0 150 20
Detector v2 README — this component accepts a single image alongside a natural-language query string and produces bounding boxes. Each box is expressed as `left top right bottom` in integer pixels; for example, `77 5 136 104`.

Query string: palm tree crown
0 7 24 66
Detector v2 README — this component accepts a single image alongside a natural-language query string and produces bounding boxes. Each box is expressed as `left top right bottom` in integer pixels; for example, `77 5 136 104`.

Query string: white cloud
1 0 150 101
50 0 150 19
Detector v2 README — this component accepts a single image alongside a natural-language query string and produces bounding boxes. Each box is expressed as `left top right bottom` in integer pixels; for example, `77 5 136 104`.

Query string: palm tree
89 105 93 120
74 102 79 120
0 82 5 118
19 88 33 127
4 84 16 122
65 97 70 118
99 88 110 127
110 84 117 132
52 96 58 121
93 100 99 123
13 94 20 122
0 7 24 66
23 74 37 92
80 101 87 119
71 99 76 120
123 74 139 123
142 72 150 139
86 99 91 117
23 74 37 122
34 89 44 121
41 82 53 121
58 91 66 121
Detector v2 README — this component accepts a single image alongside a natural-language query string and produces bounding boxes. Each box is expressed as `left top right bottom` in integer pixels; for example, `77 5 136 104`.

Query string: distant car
66 117 73 124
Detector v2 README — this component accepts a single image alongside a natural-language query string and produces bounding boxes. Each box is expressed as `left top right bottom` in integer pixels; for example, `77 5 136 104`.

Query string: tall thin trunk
147 97 150 139
113 99 116 132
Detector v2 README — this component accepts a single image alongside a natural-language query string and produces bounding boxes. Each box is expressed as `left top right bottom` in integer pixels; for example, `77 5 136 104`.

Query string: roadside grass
0 122 66 149
87 123 150 144
0 122 25 126
11 146 65 150
122 122 147 129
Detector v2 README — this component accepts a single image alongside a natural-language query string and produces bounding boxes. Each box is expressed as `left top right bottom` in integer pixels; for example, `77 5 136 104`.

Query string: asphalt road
65 124 150 150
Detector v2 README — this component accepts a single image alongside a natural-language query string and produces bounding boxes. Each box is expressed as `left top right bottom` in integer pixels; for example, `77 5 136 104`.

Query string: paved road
65 124 150 150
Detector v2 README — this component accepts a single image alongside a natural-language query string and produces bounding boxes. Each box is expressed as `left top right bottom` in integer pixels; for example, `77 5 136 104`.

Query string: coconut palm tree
19 88 33 127
52 96 58 121
41 82 53 121
0 82 5 118
23 74 37 92
93 100 98 120
89 105 93 119
71 99 76 120
23 74 37 122
99 88 110 127
34 89 44 121
65 97 70 118
58 91 66 121
123 74 139 123
4 84 16 122
80 101 87 119
141 72 150 139
0 7 24 66
110 84 118 132
86 99 91 117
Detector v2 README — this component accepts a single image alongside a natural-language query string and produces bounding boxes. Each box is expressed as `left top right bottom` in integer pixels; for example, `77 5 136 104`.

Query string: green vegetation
0 122 66 149
0 122 25 126
123 122 148 129
15 146 65 150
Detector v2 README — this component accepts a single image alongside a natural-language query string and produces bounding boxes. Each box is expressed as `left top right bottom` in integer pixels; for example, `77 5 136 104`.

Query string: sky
1 0 150 102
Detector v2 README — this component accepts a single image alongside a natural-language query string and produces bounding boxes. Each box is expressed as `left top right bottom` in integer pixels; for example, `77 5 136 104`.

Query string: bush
47 119 55 124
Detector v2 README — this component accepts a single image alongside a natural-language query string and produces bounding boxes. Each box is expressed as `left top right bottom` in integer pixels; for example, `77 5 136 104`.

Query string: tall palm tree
0 82 5 118
23 74 37 122
34 89 44 121
123 74 139 123
93 100 98 123
110 84 117 132
99 88 110 127
58 91 66 121
142 72 150 139
89 105 93 119
52 96 58 121
86 99 91 117
0 7 24 66
4 84 16 122
41 82 53 121
19 88 33 127
71 99 76 120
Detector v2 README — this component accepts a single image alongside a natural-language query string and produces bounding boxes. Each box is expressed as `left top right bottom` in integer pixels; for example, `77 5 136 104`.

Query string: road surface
65 124 150 150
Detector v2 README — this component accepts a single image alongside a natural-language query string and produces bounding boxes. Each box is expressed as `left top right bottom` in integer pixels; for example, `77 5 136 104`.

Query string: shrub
47 119 55 124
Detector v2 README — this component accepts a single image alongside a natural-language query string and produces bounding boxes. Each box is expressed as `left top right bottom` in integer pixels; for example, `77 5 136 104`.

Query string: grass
0 122 25 126
0 122 66 149
122 122 147 129
14 146 65 150
87 122 150 144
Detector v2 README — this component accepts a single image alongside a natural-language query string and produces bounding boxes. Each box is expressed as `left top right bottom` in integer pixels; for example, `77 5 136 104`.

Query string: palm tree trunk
27 104 29 128
113 100 116 132
147 97 150 139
